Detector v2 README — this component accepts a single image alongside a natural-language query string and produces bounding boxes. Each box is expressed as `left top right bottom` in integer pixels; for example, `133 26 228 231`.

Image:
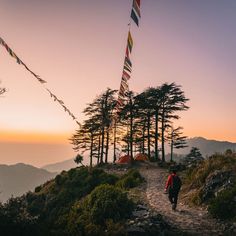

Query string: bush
35 186 42 193
105 219 126 236
116 169 144 189
208 184 236 220
82 184 134 225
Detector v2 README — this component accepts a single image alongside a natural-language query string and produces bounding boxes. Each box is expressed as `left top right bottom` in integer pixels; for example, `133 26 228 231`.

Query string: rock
201 170 235 202
126 205 176 235
126 226 146 236
132 209 148 217
137 204 148 210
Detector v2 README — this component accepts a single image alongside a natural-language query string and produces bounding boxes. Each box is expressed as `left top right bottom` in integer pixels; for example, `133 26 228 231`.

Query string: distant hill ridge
177 137 236 156
43 137 236 173
42 158 78 173
0 163 56 202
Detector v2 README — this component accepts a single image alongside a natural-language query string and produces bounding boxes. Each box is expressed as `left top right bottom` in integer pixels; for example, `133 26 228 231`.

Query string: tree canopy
71 83 189 164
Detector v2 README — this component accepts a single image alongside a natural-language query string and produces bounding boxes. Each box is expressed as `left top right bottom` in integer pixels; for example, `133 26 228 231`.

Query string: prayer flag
122 70 131 80
131 9 139 27
133 0 141 18
124 65 132 73
127 31 133 53
125 56 132 68
135 0 141 8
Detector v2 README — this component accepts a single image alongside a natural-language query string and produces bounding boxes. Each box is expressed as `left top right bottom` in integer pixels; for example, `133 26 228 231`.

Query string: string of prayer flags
0 38 21 64
0 36 80 125
115 32 133 113
46 88 78 122
0 37 47 84
115 0 141 115
131 0 141 27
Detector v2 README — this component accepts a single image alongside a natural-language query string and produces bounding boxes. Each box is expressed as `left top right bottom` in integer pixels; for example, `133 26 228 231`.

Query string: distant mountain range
0 163 56 202
42 155 90 173
42 158 78 173
174 137 236 156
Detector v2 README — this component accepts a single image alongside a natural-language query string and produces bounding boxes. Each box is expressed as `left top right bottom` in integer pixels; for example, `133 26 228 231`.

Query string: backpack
171 175 182 192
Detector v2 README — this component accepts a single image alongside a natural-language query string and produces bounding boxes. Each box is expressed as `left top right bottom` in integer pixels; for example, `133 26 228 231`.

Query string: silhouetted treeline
70 83 189 165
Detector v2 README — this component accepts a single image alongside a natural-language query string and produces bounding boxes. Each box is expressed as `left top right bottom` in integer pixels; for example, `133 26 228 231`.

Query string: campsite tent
134 153 149 161
116 155 132 164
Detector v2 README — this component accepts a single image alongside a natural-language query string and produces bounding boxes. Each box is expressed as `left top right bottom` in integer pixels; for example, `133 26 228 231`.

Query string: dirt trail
140 166 224 236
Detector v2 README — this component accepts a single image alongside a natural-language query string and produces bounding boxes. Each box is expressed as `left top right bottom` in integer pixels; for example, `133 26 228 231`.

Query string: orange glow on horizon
0 131 71 144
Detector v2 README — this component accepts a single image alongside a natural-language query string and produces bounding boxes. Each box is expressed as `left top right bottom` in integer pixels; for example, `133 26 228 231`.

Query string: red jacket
165 173 176 191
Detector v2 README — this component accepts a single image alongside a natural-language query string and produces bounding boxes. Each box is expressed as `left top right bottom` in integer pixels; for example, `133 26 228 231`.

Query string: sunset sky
0 0 235 166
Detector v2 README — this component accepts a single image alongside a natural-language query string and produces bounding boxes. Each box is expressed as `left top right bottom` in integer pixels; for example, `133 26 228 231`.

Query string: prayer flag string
115 0 141 115
0 37 81 126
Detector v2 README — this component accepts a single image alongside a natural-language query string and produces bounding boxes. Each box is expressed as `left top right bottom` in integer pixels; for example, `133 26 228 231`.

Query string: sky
0 0 235 166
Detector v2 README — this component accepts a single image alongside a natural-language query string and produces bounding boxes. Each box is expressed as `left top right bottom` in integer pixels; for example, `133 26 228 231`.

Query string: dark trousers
168 189 179 205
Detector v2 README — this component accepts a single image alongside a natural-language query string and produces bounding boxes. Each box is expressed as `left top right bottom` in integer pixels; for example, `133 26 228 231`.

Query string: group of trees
70 83 189 166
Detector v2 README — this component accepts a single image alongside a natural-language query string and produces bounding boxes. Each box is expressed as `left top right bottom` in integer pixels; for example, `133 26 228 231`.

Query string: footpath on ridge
139 165 224 236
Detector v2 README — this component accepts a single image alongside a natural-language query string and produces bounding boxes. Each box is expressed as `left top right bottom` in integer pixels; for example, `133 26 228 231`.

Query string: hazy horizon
0 136 236 167
0 140 75 167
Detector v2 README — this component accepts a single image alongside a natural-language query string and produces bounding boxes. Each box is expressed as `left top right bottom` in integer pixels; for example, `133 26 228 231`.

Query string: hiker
164 168 182 210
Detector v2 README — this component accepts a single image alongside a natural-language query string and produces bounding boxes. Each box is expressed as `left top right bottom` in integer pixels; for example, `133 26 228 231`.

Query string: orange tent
116 155 132 164
134 153 149 161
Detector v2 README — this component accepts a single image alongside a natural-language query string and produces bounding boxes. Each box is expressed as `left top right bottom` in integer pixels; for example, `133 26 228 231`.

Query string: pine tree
167 126 188 162
159 83 189 162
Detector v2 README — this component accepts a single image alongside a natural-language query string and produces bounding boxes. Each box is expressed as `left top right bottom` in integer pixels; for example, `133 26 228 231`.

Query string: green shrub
105 219 126 236
84 223 103 236
34 186 42 193
116 169 144 189
208 184 236 220
82 184 134 225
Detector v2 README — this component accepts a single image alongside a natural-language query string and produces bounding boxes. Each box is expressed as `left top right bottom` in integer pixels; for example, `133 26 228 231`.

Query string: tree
74 154 84 166
71 88 117 165
159 83 189 162
187 147 203 159
167 126 187 162
134 89 155 159
119 91 136 160
183 147 204 167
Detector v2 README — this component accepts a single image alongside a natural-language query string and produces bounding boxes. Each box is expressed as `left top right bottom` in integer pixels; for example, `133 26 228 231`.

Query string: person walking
164 168 182 210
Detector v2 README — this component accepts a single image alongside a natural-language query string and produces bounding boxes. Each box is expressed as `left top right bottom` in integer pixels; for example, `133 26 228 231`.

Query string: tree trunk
142 121 145 154
127 126 130 156
113 120 117 163
155 109 159 161
97 134 101 164
105 127 109 163
90 133 94 168
161 110 165 162
130 105 134 161
127 141 130 156
147 112 151 159
100 126 105 163
170 137 173 162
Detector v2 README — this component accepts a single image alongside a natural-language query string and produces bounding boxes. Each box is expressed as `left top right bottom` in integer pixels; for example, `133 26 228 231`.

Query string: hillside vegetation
182 150 236 220
0 167 144 235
